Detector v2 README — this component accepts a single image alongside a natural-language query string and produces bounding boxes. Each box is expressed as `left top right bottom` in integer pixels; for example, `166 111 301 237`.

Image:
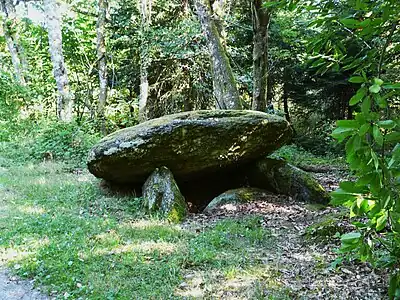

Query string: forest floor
0 156 389 299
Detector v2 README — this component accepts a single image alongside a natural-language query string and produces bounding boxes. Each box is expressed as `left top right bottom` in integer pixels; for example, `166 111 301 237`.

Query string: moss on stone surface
87 110 292 185
245 158 330 204
142 166 188 223
204 187 272 212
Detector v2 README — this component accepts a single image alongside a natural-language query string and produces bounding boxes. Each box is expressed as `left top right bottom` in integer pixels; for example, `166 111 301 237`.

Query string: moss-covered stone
245 158 330 204
142 166 188 223
87 110 292 184
204 187 272 212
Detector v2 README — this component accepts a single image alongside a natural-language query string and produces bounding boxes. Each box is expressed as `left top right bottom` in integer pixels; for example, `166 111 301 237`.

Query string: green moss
87 110 292 184
166 202 187 223
143 167 188 223
246 158 330 204
204 188 271 212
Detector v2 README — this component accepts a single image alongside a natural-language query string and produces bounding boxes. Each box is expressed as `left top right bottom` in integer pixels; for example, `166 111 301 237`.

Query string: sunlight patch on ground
92 230 121 244
17 204 46 215
33 177 47 185
94 241 177 256
176 267 284 299
76 174 92 182
119 219 179 230
0 237 50 267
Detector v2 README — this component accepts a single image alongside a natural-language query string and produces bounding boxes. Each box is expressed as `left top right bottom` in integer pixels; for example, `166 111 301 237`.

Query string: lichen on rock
142 166 188 223
87 110 292 185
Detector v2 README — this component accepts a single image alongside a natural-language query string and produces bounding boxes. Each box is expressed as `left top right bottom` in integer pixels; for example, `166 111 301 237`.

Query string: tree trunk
44 0 73 122
211 0 232 47
194 0 241 110
251 0 270 111
138 0 152 122
96 0 108 134
0 0 26 85
283 80 291 123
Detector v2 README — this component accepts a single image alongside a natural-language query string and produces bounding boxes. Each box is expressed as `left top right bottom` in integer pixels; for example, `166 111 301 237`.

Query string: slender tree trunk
44 0 73 122
96 0 108 134
283 79 290 123
184 73 194 111
251 0 270 111
194 0 241 110
0 0 26 84
138 0 152 122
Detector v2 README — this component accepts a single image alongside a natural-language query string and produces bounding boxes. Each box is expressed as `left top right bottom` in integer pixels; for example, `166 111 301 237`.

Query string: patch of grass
305 212 348 243
186 217 272 268
0 160 287 298
273 144 346 169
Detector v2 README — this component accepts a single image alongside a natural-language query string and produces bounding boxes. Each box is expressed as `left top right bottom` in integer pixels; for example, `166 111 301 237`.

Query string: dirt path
0 269 48 300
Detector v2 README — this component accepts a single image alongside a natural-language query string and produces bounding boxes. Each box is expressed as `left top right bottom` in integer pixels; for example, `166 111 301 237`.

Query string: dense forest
0 0 399 298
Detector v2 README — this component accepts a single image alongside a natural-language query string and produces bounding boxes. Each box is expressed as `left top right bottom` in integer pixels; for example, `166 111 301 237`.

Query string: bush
273 144 345 169
0 118 100 167
29 120 100 165
291 112 344 156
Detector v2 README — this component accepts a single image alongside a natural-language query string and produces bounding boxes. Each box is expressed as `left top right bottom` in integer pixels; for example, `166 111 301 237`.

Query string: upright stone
142 166 188 223
245 158 331 204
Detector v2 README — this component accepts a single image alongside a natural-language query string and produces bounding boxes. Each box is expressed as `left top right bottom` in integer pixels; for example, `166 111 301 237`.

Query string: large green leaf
332 127 356 142
337 120 359 128
376 213 387 231
369 84 381 94
359 123 370 135
349 76 365 83
377 120 396 129
385 132 400 142
373 125 383 146
341 232 361 243
361 96 371 114
383 83 400 89
339 181 368 194
340 18 360 28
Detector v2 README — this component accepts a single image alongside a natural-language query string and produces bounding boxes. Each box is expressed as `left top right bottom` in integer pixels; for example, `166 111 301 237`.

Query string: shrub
29 120 100 165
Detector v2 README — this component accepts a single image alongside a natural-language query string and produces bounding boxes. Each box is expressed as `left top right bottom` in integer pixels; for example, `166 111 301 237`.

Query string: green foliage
29 120 100 164
273 144 345 169
0 118 100 167
308 0 400 295
0 72 30 141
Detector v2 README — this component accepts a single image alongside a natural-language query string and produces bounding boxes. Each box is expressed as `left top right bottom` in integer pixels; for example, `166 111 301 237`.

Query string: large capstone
142 166 188 223
87 110 292 184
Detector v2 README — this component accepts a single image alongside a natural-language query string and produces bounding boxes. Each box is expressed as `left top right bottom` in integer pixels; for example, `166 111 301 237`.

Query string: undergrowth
273 144 346 169
0 118 100 167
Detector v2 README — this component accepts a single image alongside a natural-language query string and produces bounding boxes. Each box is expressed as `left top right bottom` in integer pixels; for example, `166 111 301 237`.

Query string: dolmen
87 110 329 222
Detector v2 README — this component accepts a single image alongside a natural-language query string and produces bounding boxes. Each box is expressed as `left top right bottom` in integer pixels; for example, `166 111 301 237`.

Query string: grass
273 144 346 169
0 157 288 299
